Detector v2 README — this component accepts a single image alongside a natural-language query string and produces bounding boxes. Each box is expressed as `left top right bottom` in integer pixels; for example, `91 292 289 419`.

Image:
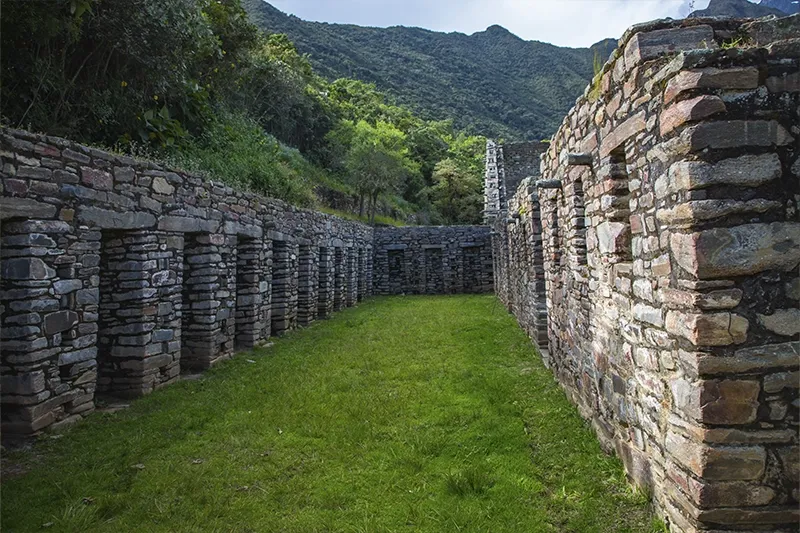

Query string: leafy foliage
1 0 489 224
242 0 618 141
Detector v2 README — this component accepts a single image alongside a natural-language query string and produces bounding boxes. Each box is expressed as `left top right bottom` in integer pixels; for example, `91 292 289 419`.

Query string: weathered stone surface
43 310 79 335
683 120 794 151
667 431 766 480
78 207 156 229
766 71 800 93
660 95 726 136
0 197 57 220
158 216 220 233
664 67 760 104
670 223 800 279
764 371 799 394
757 309 800 337
1 257 55 280
599 112 647 157
152 176 174 195
58 347 97 366
596 221 630 255
666 311 748 346
742 13 800 46
0 371 46 395
672 378 761 425
657 199 781 225
81 167 113 190
624 25 716 67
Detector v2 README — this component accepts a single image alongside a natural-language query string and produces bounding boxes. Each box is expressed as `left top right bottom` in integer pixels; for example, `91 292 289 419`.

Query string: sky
269 0 746 48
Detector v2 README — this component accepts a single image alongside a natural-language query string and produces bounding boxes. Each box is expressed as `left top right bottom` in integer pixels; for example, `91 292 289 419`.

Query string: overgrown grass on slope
1 296 663 533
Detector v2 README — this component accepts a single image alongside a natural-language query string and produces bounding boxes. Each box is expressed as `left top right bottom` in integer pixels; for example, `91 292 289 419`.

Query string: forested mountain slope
243 0 616 141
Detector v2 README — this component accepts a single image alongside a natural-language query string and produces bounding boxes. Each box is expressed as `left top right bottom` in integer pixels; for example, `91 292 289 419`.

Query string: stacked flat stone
0 129 375 436
372 226 493 295
490 14 800 533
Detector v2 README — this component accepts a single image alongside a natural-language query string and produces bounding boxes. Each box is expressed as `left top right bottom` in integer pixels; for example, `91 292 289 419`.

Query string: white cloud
269 0 741 47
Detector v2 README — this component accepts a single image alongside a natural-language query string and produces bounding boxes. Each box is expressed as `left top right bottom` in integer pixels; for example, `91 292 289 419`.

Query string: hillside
689 0 786 18
242 0 616 141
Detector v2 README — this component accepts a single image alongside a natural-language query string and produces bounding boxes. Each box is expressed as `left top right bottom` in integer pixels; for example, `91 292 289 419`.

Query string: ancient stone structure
483 140 548 224
0 129 494 437
372 226 493 295
492 14 800 533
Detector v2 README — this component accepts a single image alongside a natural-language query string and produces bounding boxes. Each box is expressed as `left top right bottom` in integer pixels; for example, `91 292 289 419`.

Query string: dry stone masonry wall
0 128 495 438
0 129 384 436
372 226 493 295
492 14 800 533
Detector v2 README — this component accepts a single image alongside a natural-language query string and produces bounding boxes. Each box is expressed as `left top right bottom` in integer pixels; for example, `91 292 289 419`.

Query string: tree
426 158 483 225
334 120 417 222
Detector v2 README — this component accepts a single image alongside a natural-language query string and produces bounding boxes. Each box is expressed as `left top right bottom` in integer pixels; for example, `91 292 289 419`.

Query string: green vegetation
242 0 618 142
2 295 661 532
1 0 487 223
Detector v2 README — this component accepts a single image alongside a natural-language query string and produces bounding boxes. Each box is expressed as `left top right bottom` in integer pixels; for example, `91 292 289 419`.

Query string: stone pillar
1 217 95 434
365 245 374 296
357 247 367 301
259 237 273 340
180 233 234 371
345 246 357 307
333 247 345 311
235 236 263 349
317 247 334 318
270 239 298 335
297 243 319 326
97 230 182 397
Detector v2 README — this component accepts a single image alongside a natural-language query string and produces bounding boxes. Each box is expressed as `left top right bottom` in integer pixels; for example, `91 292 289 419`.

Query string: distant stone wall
372 226 493 295
0 128 375 435
483 140 547 224
491 15 800 533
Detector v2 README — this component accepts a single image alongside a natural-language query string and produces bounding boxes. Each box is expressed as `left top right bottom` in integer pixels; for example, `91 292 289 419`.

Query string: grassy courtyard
1 295 660 532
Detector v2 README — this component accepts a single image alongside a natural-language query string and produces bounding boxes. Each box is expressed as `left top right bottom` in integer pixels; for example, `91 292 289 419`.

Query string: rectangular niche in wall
180 233 222 372
423 246 444 294
461 246 483 293
235 237 261 350
387 249 405 295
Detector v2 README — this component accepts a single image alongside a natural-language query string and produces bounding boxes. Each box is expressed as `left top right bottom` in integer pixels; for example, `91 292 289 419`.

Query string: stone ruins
489 14 799 533
1 11 798 533
0 130 492 436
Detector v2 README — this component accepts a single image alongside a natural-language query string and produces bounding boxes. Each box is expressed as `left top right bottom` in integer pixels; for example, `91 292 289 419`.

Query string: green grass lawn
1 295 661 532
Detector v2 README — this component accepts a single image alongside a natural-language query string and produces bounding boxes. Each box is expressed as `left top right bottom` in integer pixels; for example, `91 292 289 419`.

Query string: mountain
760 0 800 14
689 0 787 17
242 0 616 141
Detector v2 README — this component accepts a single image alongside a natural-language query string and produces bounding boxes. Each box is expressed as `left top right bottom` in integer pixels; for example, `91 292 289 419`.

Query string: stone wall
492 14 800 533
0 128 375 436
483 140 548 223
372 226 493 295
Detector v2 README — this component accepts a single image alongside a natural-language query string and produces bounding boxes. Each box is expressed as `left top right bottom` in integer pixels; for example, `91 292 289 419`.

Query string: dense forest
242 0 617 141
1 0 489 225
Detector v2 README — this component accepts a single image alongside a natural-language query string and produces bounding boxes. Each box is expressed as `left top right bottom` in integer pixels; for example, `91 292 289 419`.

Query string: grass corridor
1 295 660 532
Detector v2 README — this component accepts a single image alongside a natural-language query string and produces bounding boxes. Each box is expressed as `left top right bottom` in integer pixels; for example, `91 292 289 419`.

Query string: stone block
0 197 57 220
766 71 800 93
599 112 646 157
80 167 113 190
1 257 56 280
664 66 759 104
43 310 79 336
152 176 174 195
58 347 97 366
670 223 800 279
666 431 766 480
757 309 800 337
78 207 155 230
596 221 630 255
660 95 726 136
0 371 46 395
666 311 748 346
624 25 716 67
668 153 781 192
683 120 794 151
763 371 799 394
